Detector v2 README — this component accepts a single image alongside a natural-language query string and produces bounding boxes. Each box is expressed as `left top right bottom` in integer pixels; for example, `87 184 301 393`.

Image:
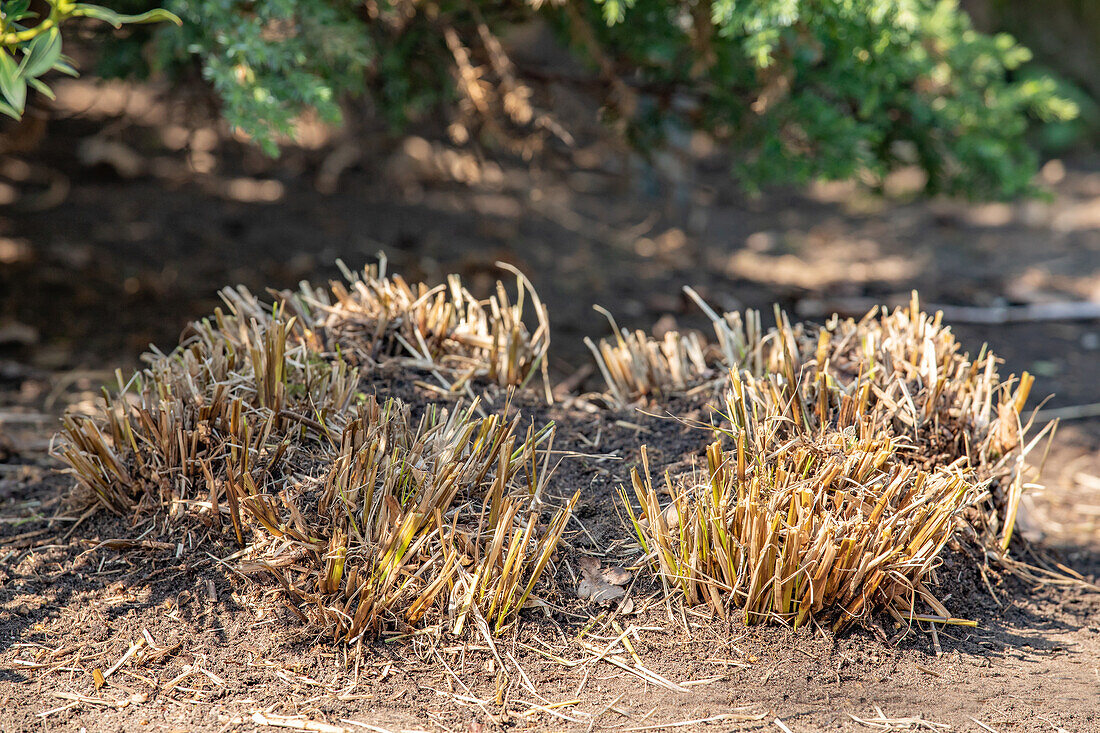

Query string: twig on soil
992 552 1100 591
42 690 137 712
514 698 587 724
849 705 951 730
251 712 348 733
586 691 628 730
340 720 405 733
103 639 143 678
622 711 768 731
576 638 690 693
339 721 405 733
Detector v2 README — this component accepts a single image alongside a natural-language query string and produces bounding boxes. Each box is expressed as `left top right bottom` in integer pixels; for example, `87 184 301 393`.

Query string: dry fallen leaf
990 400 1020 455
576 556 631 603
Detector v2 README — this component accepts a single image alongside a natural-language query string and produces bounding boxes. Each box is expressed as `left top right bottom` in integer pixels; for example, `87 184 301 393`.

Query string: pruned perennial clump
57 259 1052 640
615 293 1047 629
56 262 571 642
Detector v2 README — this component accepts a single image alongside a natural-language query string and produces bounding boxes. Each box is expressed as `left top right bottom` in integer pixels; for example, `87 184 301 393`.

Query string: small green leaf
5 0 33 23
0 98 20 121
71 5 182 28
27 77 55 101
1 81 26 114
52 56 79 78
0 52 27 115
23 28 62 79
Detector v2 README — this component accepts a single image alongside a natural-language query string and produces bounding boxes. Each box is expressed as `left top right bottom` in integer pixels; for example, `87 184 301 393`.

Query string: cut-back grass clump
584 305 718 406
56 261 573 642
266 258 551 399
585 328 714 407
601 292 1044 544
624 392 978 631
58 305 357 517
257 394 575 641
619 292 1050 629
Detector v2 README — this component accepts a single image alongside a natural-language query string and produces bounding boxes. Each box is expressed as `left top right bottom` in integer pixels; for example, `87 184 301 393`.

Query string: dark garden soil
1 82 1099 731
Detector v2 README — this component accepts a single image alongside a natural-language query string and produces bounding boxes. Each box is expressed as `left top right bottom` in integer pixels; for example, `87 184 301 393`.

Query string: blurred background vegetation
2 0 1099 367
3 0 1097 199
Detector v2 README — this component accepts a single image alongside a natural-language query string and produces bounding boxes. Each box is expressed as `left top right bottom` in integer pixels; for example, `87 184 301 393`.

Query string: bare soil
1 87 1099 732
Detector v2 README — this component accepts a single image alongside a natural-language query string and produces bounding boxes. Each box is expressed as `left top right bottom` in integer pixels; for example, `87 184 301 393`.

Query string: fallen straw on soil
55 261 572 642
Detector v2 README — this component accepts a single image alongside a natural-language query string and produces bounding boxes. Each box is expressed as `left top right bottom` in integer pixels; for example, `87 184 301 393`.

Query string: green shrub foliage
0 1 178 119
9 0 1081 198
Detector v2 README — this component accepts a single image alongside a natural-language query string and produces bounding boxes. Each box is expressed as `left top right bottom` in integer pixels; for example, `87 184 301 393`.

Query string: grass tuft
55 261 571 641
584 305 717 406
620 291 1050 628
266 256 551 399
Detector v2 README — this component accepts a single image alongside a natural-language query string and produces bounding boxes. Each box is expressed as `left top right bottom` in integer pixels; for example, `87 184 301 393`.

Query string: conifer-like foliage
12 0 1081 198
